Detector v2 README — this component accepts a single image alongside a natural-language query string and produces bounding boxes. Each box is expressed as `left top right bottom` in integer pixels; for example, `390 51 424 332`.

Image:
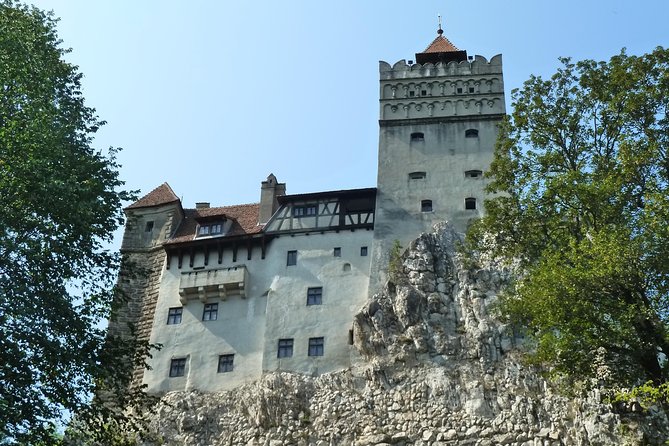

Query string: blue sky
29 0 669 246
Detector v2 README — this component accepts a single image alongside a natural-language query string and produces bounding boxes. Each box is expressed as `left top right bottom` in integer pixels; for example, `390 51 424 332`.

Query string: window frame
306 287 323 306
333 247 341 257
217 354 234 373
465 129 479 138
465 197 477 210
292 205 317 217
169 358 186 377
277 338 294 358
421 199 433 212
197 222 224 237
360 246 368 256
408 171 426 180
308 337 324 357
167 307 183 325
286 250 297 266
202 302 218 321
410 132 424 142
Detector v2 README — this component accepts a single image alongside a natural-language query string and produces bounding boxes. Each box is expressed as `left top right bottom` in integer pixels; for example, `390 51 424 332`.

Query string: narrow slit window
465 197 477 210
410 132 424 142
465 129 479 138
408 171 426 180
421 200 433 212
145 221 154 232
465 170 483 178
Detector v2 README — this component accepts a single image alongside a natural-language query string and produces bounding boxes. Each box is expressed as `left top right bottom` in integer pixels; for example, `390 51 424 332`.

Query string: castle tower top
415 22 467 65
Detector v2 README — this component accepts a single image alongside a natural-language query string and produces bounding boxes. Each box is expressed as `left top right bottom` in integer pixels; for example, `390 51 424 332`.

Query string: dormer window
293 205 317 217
197 222 224 237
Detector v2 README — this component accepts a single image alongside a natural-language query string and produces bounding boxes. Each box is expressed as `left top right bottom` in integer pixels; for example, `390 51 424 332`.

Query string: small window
333 247 341 257
343 263 351 272
465 170 483 178
408 171 426 180
277 339 293 358
167 307 183 325
465 197 477 210
287 250 297 266
145 221 154 232
308 337 324 356
293 205 317 217
409 90 415 97
457 87 463 94
307 287 323 306
421 200 433 212
468 87 475 93
360 246 368 256
202 303 218 321
217 354 234 373
421 89 427 96
197 222 224 237
410 132 424 142
465 129 479 138
169 358 186 377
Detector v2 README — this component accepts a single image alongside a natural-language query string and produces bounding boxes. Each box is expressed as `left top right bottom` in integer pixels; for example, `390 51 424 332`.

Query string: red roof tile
126 183 179 209
166 203 262 245
421 35 460 54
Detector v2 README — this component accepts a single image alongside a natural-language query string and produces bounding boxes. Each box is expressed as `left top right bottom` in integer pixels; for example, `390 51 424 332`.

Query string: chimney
258 173 285 224
195 202 210 209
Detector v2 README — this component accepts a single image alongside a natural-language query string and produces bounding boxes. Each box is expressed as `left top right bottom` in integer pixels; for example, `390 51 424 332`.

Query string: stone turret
258 173 285 224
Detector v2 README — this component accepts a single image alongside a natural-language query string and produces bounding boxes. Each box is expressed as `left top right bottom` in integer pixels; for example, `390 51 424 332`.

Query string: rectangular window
308 337 324 357
360 246 368 256
293 205 317 217
277 338 293 358
333 247 341 257
202 303 218 321
169 358 186 377
167 307 183 325
217 354 234 373
145 221 154 232
307 287 322 306
287 250 297 266
197 222 224 237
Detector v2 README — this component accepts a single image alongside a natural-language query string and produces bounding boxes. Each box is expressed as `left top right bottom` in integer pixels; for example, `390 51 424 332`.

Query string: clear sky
28 0 669 247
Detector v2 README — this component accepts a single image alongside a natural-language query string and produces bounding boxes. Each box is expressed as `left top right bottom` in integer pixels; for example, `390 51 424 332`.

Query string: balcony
179 266 248 304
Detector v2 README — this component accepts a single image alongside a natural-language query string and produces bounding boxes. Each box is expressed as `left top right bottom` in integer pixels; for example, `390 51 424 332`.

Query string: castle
115 27 505 393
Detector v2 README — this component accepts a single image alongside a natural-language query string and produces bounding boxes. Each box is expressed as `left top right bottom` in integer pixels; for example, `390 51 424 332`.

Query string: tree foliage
0 2 148 443
467 47 669 389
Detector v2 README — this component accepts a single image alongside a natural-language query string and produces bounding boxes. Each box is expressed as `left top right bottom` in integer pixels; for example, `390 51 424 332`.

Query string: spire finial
437 14 443 35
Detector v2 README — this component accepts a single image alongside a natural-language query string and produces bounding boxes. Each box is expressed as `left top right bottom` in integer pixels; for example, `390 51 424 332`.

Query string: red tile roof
165 203 262 245
421 35 460 54
126 183 179 209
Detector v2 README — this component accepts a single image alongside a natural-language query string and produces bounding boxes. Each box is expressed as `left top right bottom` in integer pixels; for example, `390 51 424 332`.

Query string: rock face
140 223 668 445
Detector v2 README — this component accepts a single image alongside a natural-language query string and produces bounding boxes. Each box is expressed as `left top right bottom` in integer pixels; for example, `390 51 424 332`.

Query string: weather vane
437 14 443 34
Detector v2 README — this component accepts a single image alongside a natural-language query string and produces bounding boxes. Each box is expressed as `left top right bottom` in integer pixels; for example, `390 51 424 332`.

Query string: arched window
408 171 426 180
465 129 479 138
410 132 424 142
421 200 433 212
464 170 483 178
465 197 477 210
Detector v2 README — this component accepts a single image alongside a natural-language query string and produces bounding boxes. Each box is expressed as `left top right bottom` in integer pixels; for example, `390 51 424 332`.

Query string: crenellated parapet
379 55 504 121
379 54 503 79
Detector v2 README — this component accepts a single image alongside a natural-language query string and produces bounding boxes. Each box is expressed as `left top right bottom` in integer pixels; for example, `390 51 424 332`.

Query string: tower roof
415 25 468 65
126 182 180 209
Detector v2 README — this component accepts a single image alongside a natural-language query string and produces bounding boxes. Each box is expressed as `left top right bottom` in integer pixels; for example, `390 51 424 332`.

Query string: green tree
0 2 148 443
467 47 669 389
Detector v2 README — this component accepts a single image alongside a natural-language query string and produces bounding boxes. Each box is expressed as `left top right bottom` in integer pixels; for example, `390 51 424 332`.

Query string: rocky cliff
140 223 669 445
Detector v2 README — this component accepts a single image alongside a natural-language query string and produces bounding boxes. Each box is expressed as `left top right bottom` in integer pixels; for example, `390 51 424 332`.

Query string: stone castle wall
137 224 669 445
